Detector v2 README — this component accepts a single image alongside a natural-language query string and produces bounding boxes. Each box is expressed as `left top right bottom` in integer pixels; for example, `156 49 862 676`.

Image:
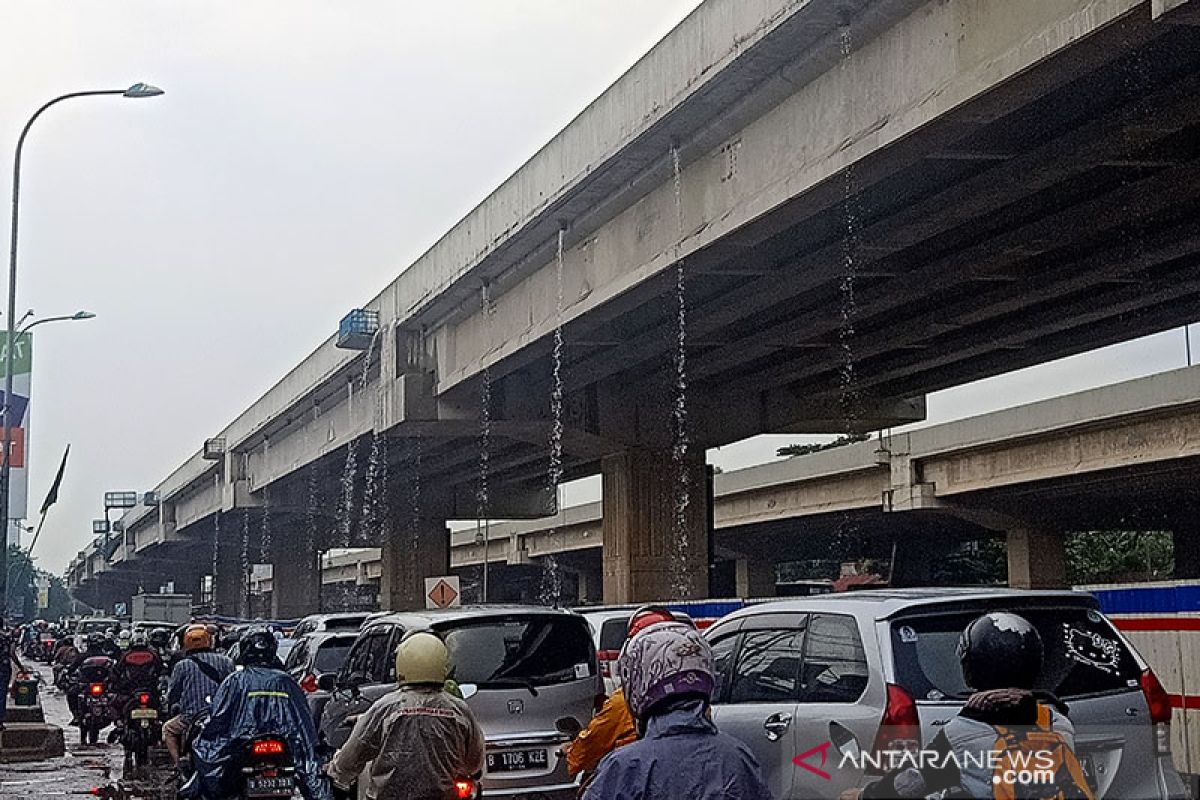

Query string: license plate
130 709 158 720
246 776 294 797
487 748 549 773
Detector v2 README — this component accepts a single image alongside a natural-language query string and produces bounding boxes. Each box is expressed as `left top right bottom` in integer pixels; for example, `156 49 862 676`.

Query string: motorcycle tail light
252 738 286 756
299 673 318 693
453 779 475 799
138 692 151 706
89 683 104 696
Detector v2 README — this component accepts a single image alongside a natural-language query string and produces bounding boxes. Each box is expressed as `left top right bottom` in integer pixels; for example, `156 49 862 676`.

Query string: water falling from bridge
669 143 692 600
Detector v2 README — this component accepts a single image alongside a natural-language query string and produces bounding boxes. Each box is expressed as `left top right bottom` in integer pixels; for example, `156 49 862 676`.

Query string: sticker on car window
898 625 918 644
574 663 589 679
1062 624 1121 674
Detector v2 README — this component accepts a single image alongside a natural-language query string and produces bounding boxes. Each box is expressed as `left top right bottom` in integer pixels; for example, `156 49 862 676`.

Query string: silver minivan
704 588 1189 799
319 605 598 799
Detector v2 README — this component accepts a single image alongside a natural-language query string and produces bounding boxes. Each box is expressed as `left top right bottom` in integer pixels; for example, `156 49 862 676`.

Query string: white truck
131 593 192 626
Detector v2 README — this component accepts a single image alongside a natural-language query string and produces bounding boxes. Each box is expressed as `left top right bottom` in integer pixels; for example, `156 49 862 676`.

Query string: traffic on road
0 589 1190 799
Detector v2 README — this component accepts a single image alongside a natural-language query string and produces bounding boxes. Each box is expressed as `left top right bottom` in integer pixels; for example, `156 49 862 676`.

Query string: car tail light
89 683 104 696
138 692 151 706
299 673 318 693
252 738 286 756
870 683 919 772
453 778 475 799
1141 668 1173 753
598 649 619 678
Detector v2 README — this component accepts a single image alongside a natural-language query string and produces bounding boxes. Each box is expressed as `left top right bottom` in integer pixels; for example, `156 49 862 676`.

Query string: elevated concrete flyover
450 364 1200 594
72 0 1200 613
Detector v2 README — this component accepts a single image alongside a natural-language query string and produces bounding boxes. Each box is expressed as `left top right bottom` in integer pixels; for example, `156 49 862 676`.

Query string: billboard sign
0 332 31 546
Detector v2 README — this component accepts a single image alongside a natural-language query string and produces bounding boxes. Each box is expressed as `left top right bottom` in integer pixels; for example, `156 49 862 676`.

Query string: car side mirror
317 673 337 692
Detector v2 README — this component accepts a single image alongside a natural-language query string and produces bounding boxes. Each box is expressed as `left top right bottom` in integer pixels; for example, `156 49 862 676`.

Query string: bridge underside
74 2 1200 613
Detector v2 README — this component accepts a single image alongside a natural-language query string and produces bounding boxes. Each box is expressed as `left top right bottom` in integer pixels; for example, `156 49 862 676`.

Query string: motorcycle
120 689 162 771
73 655 116 746
80 678 113 745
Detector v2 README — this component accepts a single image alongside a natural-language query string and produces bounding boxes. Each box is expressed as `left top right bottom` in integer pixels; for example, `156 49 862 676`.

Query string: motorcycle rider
147 628 172 660
163 624 235 764
567 605 676 778
66 632 113 724
843 612 1091 800
0 619 24 730
328 631 485 800
582 621 773 800
188 626 330 800
109 631 166 742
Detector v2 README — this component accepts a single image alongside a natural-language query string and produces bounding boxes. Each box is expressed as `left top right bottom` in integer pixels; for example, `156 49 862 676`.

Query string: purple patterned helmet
618 621 715 720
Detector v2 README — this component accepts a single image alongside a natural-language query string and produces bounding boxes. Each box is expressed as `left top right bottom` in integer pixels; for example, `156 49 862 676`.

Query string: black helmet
148 629 170 648
958 612 1043 691
86 632 106 650
237 626 278 667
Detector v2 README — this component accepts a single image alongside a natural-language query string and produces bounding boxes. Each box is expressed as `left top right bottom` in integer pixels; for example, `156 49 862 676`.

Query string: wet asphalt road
0 662 170 799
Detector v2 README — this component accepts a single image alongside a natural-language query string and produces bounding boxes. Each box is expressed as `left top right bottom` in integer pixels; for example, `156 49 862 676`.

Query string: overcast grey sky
2 2 1194 576
0 1 707 574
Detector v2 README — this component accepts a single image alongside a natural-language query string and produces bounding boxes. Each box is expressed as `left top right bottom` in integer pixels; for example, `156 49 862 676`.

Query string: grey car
319 605 599 799
705 588 1188 799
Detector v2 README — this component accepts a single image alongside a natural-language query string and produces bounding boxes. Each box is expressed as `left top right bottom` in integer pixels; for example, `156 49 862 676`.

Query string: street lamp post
0 83 162 616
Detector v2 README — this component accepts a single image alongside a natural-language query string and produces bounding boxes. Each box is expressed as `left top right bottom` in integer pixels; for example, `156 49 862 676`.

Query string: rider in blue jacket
189 626 331 800
583 621 773 800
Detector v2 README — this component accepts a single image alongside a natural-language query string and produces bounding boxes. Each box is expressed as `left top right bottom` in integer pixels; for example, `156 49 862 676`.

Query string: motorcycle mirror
459 683 479 700
316 673 337 692
555 716 583 738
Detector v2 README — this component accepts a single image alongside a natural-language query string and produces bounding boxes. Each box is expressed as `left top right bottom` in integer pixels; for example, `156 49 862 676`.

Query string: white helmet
394 632 449 686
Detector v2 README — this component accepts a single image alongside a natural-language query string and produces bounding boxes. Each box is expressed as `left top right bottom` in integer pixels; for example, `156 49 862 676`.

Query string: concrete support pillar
1174 522 1200 579
271 542 320 620
735 557 777 598
212 518 244 617
1006 528 1067 589
379 520 450 612
601 449 710 604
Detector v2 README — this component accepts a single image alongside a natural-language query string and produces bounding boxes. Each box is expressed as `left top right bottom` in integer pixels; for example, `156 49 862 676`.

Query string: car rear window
324 617 367 630
598 618 629 651
439 615 595 687
314 638 355 673
890 606 1142 701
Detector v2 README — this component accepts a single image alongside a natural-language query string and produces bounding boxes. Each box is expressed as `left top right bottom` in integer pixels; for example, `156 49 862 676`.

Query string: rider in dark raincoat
582 621 772 800
190 626 331 800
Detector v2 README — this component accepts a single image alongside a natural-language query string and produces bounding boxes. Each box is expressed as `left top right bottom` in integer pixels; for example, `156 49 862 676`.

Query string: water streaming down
834 18 866 565
335 438 359 548
261 439 273 558
305 463 322 611
540 227 568 605
210 472 222 612
476 284 494 603
240 510 252 618
669 144 692 599
362 432 388 546
408 439 423 583
837 20 862 430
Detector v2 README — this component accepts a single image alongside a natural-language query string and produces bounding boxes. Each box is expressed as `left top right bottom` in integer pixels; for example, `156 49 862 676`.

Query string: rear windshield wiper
481 678 539 697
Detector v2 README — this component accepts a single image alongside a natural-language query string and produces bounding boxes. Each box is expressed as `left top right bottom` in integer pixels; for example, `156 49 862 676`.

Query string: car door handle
763 712 792 741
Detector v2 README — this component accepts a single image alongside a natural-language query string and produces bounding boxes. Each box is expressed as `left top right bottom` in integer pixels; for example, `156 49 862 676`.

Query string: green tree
777 433 871 458
1066 530 1173 584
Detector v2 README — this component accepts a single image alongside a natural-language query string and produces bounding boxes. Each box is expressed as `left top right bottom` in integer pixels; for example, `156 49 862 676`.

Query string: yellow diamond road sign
425 576 461 609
